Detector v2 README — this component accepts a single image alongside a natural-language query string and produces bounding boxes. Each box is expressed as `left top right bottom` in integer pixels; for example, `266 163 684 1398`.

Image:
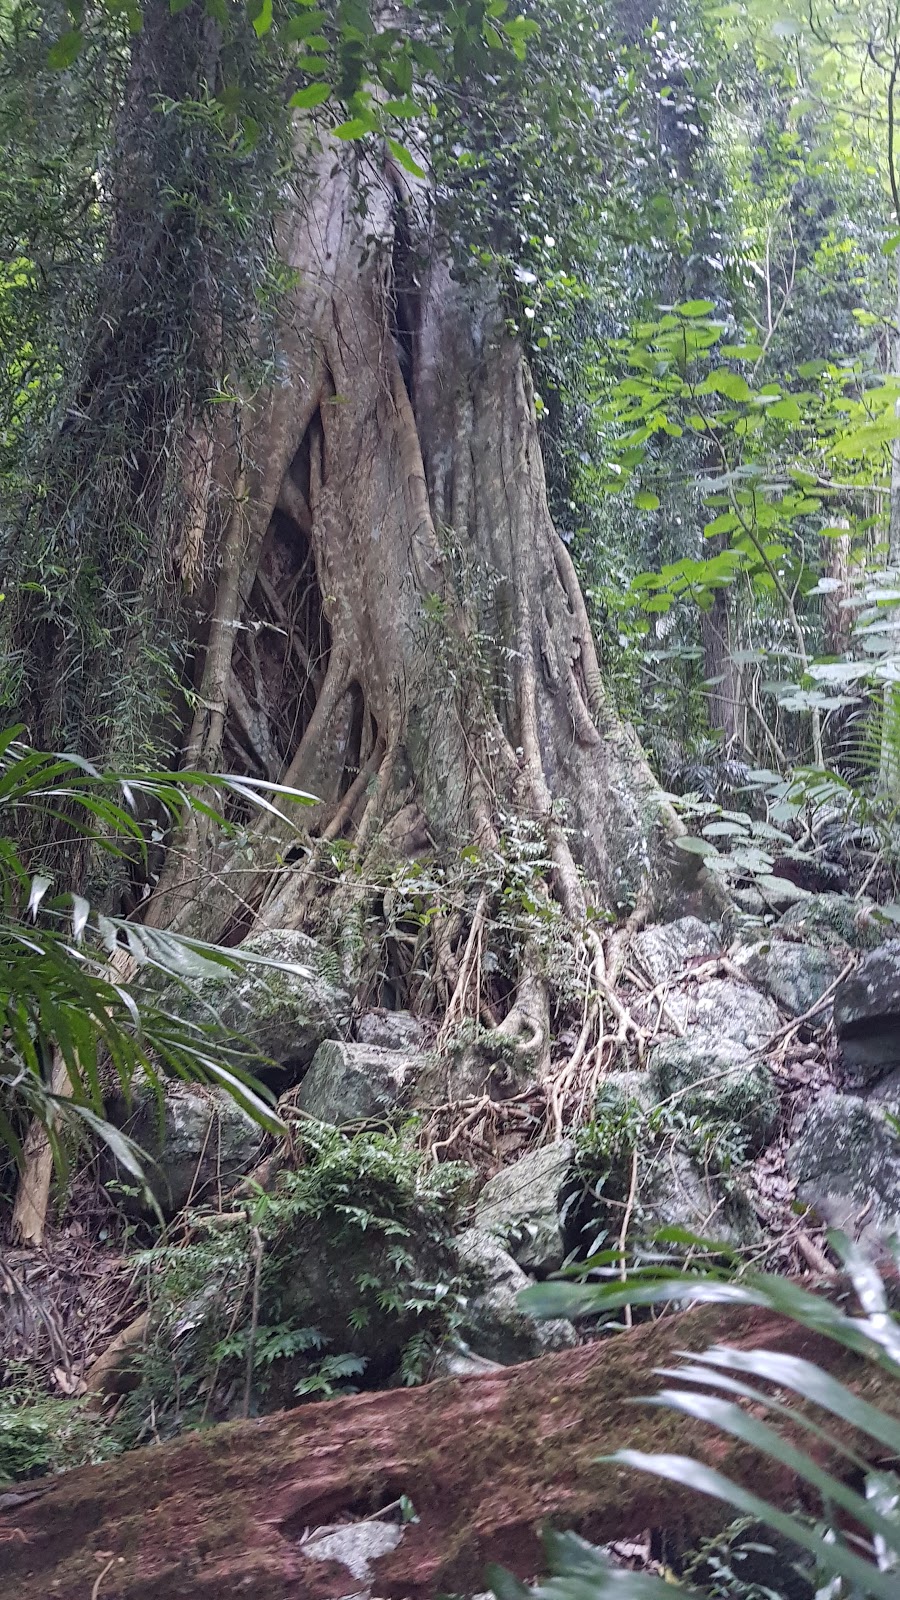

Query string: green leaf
289 82 331 108
676 299 715 317
282 9 327 38
674 835 719 856
634 490 660 511
697 368 754 402
332 115 376 139
612 1451 900 1600
500 14 539 58
249 0 273 35
47 29 83 67
703 512 739 537
386 137 426 178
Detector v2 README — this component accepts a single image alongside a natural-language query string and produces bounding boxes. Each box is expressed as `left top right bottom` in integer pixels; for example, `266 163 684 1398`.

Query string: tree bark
150 134 698 955
1 1298 893 1599
700 585 742 748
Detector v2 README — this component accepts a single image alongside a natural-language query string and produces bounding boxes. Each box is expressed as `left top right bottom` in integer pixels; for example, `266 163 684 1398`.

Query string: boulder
417 1029 536 1106
631 917 721 986
108 1082 264 1216
572 1073 758 1255
834 946 900 1087
453 1229 577 1364
788 1091 900 1248
649 1038 778 1157
273 1215 465 1392
172 928 351 1079
732 886 765 917
297 1040 417 1125
776 893 883 952
755 876 811 912
430 1347 502 1378
736 939 847 1019
474 1141 575 1274
641 1148 755 1248
661 978 780 1052
355 1008 429 1052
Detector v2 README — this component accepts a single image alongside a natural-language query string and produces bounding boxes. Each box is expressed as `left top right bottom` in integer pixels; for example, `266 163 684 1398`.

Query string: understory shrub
122 1123 473 1439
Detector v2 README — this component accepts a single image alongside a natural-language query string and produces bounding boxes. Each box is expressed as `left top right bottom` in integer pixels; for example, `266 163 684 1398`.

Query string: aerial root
549 925 649 1139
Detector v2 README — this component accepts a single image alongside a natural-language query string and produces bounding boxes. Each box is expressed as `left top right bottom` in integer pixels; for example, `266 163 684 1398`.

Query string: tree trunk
150 136 696 964
700 584 742 748
1 1297 892 1600
880 256 900 797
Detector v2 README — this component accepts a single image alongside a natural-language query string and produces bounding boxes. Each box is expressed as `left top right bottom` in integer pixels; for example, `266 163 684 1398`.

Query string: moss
777 893 883 951
649 1040 778 1157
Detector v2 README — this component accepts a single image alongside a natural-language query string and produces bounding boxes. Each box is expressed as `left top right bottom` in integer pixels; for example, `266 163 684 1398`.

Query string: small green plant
0 728 320 1185
0 1365 119 1484
568 1083 753 1273
124 1124 473 1437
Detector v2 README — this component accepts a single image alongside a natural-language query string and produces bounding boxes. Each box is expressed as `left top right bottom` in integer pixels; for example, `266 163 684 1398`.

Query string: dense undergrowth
5 0 900 1596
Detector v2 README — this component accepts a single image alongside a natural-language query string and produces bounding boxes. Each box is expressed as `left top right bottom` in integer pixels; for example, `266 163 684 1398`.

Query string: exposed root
184 469 249 770
437 889 490 1046
494 958 550 1074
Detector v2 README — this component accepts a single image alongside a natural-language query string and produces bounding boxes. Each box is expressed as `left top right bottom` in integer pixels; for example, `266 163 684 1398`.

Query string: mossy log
2 1299 895 1599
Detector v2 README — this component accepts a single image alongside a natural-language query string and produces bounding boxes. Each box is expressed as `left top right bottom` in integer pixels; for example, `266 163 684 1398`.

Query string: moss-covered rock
834 945 900 1087
735 939 847 1018
569 1072 760 1259
169 928 351 1080
130 1127 474 1425
631 917 722 986
453 1228 577 1364
789 1091 900 1248
660 978 780 1053
297 1039 419 1125
776 894 885 952
474 1141 575 1274
649 1040 778 1157
107 1081 264 1216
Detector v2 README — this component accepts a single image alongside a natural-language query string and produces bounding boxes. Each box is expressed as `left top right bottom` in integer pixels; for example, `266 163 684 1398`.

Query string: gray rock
834 946 900 1087
755 875 811 911
631 916 722 986
643 1147 753 1245
355 1008 429 1052
662 978 781 1052
579 1072 759 1251
474 1141 575 1274
776 894 884 952
110 1082 264 1216
299 1520 404 1587
454 1229 577 1364
789 1092 900 1248
417 1029 536 1106
737 939 846 1019
174 928 351 1079
732 887 765 917
298 1040 417 1125
430 1346 503 1378
649 1038 778 1156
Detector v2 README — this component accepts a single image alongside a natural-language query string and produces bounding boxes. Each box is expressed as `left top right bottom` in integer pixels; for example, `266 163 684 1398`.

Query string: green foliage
125 1123 472 1435
0 729 320 1181
0 1365 118 1484
568 1080 752 1272
512 1239 900 1598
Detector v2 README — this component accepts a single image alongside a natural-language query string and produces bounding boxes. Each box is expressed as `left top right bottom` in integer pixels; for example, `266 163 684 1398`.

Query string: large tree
2 0 707 1110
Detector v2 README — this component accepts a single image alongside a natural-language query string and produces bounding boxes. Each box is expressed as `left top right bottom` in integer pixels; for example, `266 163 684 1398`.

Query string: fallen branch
2 1297 896 1599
